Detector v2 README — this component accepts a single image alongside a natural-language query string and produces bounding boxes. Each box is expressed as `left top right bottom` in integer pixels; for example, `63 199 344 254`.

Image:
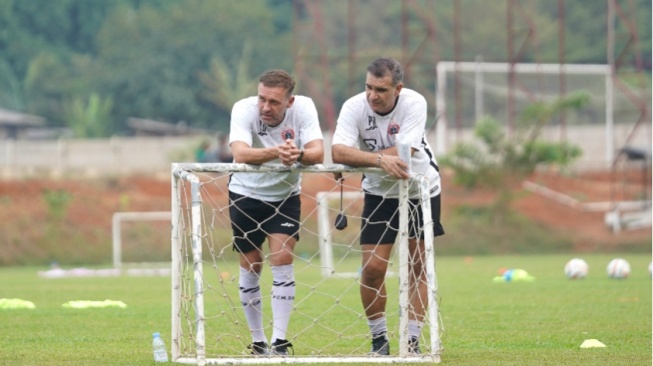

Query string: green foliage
0 1 649 133
0 58 24 110
92 0 285 131
63 93 113 138
441 92 590 215
198 42 258 112
42 189 72 220
440 204 576 255
119 194 131 212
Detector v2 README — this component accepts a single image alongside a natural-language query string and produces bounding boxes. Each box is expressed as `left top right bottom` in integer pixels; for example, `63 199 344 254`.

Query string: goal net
171 163 442 365
435 61 619 170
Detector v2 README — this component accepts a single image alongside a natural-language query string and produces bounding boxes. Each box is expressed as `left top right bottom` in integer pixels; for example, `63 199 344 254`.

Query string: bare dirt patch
443 168 650 251
0 169 649 264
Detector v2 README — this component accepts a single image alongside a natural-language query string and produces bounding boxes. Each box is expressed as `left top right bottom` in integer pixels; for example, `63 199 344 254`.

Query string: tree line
0 0 650 137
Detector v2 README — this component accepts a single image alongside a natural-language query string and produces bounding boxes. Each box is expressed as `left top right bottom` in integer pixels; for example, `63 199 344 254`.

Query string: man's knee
240 250 264 272
269 252 293 267
243 262 263 273
268 243 295 266
361 261 387 283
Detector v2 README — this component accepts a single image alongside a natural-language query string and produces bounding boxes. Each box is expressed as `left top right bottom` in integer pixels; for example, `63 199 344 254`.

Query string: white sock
408 319 423 339
368 317 387 338
239 267 266 343
270 264 295 343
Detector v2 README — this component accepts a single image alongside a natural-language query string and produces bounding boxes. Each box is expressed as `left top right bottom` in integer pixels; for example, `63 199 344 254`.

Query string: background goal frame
111 211 171 268
435 61 613 168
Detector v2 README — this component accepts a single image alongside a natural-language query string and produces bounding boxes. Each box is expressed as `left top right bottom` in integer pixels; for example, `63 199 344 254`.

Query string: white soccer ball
564 258 589 279
606 258 631 279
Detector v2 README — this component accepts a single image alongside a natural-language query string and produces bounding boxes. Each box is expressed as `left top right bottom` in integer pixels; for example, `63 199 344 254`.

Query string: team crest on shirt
281 127 295 140
387 120 400 135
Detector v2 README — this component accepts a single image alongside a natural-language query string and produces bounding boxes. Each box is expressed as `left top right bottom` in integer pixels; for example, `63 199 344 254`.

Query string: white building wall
0 123 647 180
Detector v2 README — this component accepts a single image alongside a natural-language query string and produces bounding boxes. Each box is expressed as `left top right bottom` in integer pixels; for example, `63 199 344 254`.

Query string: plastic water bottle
396 132 411 174
152 332 169 362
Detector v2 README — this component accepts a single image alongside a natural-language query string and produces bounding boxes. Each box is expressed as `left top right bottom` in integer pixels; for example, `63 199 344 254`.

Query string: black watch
297 150 304 163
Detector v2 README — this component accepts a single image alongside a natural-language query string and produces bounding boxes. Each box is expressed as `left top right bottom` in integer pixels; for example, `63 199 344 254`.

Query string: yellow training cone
61 300 127 309
0 298 36 309
580 339 606 348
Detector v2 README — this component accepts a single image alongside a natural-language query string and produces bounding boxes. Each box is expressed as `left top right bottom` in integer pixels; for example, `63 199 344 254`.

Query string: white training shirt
332 88 441 198
228 95 323 201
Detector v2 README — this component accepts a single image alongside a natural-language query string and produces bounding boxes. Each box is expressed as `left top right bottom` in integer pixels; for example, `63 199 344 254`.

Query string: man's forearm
299 141 324 166
332 145 399 167
233 146 279 165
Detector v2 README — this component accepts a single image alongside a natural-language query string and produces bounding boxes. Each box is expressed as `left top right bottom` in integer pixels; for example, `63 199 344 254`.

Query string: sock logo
272 295 295 301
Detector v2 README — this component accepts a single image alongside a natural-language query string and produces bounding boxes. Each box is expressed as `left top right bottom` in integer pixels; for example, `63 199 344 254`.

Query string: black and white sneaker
368 334 390 356
408 337 421 354
271 339 293 356
247 341 269 356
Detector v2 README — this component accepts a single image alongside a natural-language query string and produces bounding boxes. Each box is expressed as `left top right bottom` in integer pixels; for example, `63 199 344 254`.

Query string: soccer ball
606 258 631 279
564 258 589 279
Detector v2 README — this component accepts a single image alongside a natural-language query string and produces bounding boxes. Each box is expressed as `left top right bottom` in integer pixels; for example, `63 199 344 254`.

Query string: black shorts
360 193 445 245
229 191 301 254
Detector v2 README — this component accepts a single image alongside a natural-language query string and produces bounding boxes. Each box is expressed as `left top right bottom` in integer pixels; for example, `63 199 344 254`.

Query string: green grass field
0 253 650 365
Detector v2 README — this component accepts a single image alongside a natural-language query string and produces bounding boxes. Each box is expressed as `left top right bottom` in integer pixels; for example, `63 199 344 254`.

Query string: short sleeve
400 94 427 150
298 98 323 146
229 99 256 147
332 98 360 147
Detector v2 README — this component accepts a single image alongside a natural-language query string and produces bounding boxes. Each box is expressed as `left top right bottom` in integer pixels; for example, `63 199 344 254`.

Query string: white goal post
316 190 363 279
170 163 442 365
316 190 400 279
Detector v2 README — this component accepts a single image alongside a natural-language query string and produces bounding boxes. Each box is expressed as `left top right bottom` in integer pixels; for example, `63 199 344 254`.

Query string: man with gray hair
331 58 445 356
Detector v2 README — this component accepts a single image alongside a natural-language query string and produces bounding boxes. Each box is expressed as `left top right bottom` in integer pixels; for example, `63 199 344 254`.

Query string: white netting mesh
171 163 442 364
433 62 643 171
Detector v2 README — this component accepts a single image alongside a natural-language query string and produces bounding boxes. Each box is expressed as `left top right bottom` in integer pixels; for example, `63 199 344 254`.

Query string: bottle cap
153 332 160 338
